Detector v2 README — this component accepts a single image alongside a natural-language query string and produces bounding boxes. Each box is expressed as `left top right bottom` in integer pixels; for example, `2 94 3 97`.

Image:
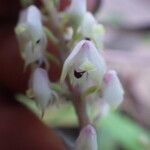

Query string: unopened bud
15 5 47 66
78 12 105 49
30 68 54 110
102 70 124 108
75 125 98 150
65 0 87 29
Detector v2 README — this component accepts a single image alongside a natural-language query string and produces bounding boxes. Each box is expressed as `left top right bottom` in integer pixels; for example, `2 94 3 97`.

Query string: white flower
30 67 54 110
65 0 87 29
78 12 105 49
15 5 47 66
60 40 106 91
102 70 124 108
75 124 97 150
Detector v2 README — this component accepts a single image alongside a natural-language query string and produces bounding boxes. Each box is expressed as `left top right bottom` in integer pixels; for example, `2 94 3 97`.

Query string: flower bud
15 5 47 66
78 12 105 49
60 40 106 91
65 0 87 29
102 70 124 108
63 27 73 41
30 68 54 110
75 125 98 150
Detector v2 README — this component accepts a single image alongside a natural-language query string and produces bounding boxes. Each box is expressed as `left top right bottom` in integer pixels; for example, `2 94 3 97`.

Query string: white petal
66 0 87 29
26 5 42 29
102 70 124 108
78 12 105 49
31 68 52 110
85 40 106 86
15 5 47 66
60 40 86 82
60 40 106 90
78 12 96 37
76 125 97 150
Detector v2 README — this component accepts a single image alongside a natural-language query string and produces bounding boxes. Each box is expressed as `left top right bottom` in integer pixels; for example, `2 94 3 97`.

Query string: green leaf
16 94 41 117
43 104 78 127
16 94 78 127
96 112 150 150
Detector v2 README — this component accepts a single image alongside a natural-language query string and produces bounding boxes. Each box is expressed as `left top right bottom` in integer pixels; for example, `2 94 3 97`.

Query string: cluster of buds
60 39 124 110
65 0 105 49
62 0 124 114
15 0 124 150
15 5 57 111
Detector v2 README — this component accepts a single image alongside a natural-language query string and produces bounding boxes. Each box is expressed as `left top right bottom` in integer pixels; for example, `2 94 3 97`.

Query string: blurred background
96 0 150 149
0 0 150 150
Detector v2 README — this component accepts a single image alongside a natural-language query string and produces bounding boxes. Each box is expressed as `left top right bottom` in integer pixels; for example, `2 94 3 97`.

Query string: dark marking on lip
74 70 86 79
85 37 91 41
36 39 41 44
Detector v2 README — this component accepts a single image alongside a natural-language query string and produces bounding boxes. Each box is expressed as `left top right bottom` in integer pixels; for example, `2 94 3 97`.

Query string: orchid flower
75 124 97 150
65 0 87 30
102 70 124 108
29 67 56 111
15 5 47 66
60 40 106 91
78 12 105 49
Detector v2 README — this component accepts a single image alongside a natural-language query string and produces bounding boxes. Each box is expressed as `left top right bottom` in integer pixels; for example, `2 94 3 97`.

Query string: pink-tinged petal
102 70 124 108
76 124 98 150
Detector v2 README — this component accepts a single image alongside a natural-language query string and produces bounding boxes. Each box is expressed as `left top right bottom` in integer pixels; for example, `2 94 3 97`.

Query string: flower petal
78 12 105 49
60 40 86 82
60 40 106 90
15 5 47 66
66 0 87 29
31 68 52 110
76 124 98 150
102 70 124 108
